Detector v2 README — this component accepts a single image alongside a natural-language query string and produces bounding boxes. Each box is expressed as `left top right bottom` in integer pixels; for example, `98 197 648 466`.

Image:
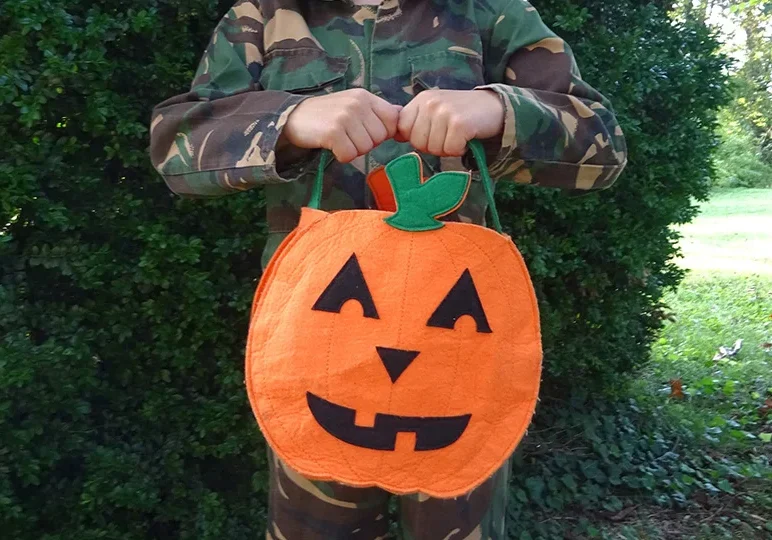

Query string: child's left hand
396 89 504 157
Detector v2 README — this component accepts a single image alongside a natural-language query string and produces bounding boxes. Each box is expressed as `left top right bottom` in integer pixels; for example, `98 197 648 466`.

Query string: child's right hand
282 89 401 164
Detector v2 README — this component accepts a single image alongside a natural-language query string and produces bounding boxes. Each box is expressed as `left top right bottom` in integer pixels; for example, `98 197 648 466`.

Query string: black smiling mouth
307 392 471 451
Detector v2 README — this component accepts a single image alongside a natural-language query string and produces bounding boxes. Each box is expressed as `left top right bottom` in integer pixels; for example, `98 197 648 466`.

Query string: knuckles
318 89 473 159
347 88 371 100
333 110 354 126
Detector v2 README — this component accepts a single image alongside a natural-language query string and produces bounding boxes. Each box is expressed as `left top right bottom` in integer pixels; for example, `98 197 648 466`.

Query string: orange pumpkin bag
246 141 542 498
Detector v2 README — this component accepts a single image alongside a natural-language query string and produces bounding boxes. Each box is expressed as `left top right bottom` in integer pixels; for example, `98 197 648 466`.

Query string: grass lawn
503 189 772 540
653 188 772 437
603 189 772 539
676 188 772 275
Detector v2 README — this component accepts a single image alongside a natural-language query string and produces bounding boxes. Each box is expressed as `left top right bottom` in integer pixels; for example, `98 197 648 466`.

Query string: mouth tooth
394 431 418 452
353 410 377 428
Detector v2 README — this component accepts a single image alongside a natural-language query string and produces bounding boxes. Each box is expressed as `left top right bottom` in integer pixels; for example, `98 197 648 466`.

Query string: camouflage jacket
149 0 627 264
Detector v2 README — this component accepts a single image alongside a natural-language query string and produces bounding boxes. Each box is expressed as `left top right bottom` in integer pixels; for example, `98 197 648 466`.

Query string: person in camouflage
149 0 626 537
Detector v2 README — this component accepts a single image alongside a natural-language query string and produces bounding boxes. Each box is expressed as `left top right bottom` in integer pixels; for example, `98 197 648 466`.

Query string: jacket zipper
363 16 375 209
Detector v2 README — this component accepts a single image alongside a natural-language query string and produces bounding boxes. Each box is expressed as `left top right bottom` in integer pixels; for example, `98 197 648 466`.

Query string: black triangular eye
427 269 491 333
312 254 379 319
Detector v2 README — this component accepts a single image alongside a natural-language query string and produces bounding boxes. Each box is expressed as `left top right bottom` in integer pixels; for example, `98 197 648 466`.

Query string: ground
601 188 772 539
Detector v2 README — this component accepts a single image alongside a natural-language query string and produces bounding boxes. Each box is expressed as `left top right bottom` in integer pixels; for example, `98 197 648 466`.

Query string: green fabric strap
309 140 502 234
467 139 502 234
307 150 330 210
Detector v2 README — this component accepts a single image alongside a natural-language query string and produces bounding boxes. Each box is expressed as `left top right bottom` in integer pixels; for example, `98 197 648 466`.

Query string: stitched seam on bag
331 221 396 481
384 232 413 475
432 233 466 439
256 217 394 482
428 228 540 489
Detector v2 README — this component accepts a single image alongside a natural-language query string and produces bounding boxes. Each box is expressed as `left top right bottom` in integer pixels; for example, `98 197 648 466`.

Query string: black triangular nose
376 346 420 384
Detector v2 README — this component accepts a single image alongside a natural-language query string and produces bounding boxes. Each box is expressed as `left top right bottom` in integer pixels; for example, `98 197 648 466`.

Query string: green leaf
525 477 545 501
760 433 771 443
717 479 734 494
641 475 656 490
681 474 695 486
602 496 623 512
560 474 578 492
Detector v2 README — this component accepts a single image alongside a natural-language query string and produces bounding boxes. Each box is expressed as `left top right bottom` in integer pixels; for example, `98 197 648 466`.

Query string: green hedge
0 0 726 537
496 0 728 383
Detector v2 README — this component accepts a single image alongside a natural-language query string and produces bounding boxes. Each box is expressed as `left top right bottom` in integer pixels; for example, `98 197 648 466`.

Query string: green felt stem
384 154 470 232
310 140 502 234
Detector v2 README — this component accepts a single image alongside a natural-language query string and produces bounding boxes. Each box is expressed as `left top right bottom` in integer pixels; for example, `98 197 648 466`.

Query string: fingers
363 109 389 147
287 89 483 161
311 88 483 163
331 136 359 164
410 110 432 153
346 117 375 156
397 102 420 148
427 112 448 156
369 95 401 140
327 91 399 163
398 91 471 156
443 117 468 157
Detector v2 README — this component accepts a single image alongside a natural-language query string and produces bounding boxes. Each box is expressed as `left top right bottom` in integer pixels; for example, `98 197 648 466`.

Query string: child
150 0 626 537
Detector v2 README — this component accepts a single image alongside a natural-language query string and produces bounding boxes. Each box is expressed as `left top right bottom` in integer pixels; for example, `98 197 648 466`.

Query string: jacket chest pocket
409 50 486 95
259 48 349 95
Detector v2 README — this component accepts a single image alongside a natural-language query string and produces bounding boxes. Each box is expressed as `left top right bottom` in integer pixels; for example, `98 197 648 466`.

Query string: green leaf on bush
525 477 545 501
560 474 578 492
717 479 735 494
722 380 736 395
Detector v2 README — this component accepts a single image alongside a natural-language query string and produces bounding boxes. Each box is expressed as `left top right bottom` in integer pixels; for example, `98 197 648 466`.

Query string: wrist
472 89 505 138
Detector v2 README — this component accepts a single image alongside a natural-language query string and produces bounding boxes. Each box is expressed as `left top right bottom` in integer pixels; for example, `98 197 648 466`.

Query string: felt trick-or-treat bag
245 141 542 499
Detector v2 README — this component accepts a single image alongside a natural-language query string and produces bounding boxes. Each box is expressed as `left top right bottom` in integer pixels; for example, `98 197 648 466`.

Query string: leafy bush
713 110 772 189
507 392 772 540
497 0 728 383
0 0 727 538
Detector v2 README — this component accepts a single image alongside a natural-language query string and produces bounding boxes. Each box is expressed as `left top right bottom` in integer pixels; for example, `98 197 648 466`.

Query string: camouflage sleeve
149 0 313 198
476 0 627 190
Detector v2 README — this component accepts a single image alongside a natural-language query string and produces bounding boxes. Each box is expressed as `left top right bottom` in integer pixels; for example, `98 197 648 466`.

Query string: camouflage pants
266 448 509 540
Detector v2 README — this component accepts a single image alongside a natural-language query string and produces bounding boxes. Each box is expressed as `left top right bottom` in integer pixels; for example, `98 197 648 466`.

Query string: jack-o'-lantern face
307 252 493 452
246 154 542 498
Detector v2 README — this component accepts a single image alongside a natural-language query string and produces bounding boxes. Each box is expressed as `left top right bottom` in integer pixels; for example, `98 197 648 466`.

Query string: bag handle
308 140 502 234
